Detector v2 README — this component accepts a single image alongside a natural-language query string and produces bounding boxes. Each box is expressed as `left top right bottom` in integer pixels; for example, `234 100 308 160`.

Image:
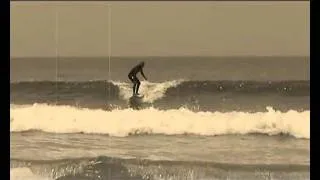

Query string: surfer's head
139 61 145 67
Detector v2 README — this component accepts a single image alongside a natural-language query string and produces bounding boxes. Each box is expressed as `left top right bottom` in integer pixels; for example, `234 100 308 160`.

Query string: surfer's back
129 64 142 76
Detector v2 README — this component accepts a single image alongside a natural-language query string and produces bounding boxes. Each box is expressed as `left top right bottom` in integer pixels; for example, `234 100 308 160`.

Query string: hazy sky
10 1 309 57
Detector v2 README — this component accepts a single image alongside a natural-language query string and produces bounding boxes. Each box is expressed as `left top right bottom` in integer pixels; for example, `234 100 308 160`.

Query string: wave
168 80 309 95
10 104 310 139
11 80 310 113
10 80 185 104
11 80 309 101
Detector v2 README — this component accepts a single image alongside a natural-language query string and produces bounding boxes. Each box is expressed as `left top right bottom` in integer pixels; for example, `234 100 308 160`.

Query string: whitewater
112 80 184 103
10 103 309 139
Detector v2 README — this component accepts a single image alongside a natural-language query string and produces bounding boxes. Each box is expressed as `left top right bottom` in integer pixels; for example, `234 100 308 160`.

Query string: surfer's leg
135 79 141 95
129 74 136 96
133 83 136 95
132 76 139 95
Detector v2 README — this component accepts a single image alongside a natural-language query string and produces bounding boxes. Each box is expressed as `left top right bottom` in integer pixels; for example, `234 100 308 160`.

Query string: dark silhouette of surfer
128 61 147 96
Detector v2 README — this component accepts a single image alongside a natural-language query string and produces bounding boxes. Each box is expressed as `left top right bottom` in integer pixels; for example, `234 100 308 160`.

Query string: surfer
128 61 147 96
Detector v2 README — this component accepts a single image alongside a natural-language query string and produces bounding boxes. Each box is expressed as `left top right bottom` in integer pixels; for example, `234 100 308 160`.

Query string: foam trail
112 80 183 103
10 104 309 139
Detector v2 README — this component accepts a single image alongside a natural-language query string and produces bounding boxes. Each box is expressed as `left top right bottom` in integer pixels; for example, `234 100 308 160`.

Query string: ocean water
10 57 310 180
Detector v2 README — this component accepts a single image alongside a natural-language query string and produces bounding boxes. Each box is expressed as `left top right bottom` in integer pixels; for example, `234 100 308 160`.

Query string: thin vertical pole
107 4 112 101
55 5 59 104
107 5 112 179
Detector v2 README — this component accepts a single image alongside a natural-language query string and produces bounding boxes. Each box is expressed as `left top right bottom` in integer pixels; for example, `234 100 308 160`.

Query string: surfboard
128 94 144 110
135 94 144 98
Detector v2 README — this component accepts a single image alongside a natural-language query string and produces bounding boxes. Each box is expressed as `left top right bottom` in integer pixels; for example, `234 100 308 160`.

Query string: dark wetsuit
128 62 147 95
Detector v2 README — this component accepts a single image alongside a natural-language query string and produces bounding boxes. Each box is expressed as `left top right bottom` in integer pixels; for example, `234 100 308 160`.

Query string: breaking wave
111 80 183 103
10 104 309 139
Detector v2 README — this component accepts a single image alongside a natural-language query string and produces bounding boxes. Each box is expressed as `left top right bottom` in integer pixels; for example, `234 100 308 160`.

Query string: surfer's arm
140 69 147 80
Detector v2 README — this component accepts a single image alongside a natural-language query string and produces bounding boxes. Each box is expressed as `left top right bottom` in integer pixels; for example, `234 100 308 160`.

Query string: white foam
10 168 53 180
10 104 309 139
112 80 183 103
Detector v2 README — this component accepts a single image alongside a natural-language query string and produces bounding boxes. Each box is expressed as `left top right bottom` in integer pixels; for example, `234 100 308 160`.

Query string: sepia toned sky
10 1 309 57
